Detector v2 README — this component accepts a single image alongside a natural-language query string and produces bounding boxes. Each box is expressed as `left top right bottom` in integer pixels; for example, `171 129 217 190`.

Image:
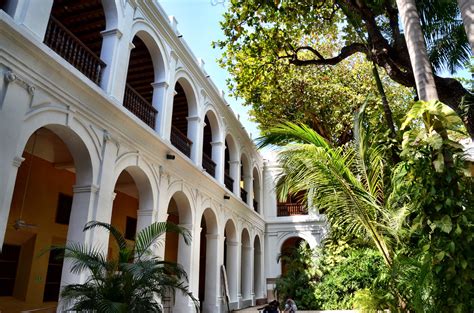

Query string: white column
241 244 252 301
211 140 225 184
263 162 277 218
229 160 240 195
0 70 36 249
161 52 179 140
100 28 124 100
0 155 23 250
137 209 155 233
151 81 169 135
174 223 195 313
226 240 239 303
203 233 220 313
60 184 100 286
243 175 252 206
4 0 53 41
187 115 203 166
253 245 262 300
457 0 474 54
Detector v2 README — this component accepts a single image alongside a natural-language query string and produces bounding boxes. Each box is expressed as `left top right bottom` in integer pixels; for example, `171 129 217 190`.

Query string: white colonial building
0 1 325 312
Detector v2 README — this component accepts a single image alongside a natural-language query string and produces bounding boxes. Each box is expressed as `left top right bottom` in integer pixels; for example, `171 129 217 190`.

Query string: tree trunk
395 0 438 101
457 0 474 55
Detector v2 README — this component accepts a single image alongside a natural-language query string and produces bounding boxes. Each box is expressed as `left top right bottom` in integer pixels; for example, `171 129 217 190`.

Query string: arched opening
108 165 154 257
252 167 260 213
280 237 305 275
240 228 252 304
198 208 218 313
170 80 193 158
44 0 106 85
123 35 157 129
223 220 238 305
276 191 308 217
253 236 263 301
224 135 238 193
240 154 250 205
202 111 219 178
163 192 193 312
0 126 92 310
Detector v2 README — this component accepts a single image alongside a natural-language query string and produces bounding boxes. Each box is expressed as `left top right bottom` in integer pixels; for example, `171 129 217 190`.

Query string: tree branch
288 43 367 66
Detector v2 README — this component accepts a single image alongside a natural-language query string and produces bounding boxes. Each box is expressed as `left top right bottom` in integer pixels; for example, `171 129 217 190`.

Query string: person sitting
284 298 297 312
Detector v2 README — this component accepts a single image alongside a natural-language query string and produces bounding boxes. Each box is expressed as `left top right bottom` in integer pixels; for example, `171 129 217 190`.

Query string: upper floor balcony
0 0 264 215
277 203 308 216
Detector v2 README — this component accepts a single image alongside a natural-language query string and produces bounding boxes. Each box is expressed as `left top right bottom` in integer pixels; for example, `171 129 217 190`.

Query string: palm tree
396 0 438 101
257 107 401 267
55 221 199 313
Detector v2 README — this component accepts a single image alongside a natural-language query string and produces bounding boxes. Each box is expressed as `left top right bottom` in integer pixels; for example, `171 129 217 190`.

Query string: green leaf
436 216 453 234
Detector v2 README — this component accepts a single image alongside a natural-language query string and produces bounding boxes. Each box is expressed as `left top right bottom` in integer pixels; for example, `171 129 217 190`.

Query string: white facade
0 1 325 312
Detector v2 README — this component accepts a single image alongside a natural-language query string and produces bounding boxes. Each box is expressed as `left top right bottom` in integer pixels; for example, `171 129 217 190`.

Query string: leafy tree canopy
216 0 473 137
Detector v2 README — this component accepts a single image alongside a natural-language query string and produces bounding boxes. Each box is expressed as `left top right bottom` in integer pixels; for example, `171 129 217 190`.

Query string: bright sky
158 0 261 140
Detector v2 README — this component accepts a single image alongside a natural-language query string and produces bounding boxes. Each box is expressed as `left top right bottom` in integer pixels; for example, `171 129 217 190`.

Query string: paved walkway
232 305 359 313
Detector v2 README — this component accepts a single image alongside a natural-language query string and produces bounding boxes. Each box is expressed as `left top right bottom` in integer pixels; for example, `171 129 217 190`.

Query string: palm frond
84 221 128 252
135 222 191 258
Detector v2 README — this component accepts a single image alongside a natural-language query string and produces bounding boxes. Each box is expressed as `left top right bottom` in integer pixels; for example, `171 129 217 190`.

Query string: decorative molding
100 28 123 39
4 70 35 95
73 184 99 194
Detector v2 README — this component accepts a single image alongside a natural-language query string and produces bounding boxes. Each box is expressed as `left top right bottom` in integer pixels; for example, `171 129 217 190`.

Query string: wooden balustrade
253 199 259 212
44 16 105 85
123 84 157 128
202 153 216 177
241 188 248 203
171 126 192 157
224 173 234 191
277 203 308 216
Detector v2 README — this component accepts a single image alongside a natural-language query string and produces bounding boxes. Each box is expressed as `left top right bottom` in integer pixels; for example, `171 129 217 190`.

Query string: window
125 217 137 241
55 193 72 225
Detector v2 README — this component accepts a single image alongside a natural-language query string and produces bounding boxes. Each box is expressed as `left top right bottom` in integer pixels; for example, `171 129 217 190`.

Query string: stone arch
112 157 155 215
278 232 318 251
252 166 261 213
253 234 263 300
240 227 252 302
173 72 199 117
223 218 238 303
198 207 220 312
224 133 239 193
129 23 168 83
201 106 222 179
164 190 194 312
3 121 95 303
102 0 119 30
240 152 251 205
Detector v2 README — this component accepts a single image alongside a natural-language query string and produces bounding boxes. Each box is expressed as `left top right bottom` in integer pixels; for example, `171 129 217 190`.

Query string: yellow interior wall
3 154 143 306
108 191 139 259
164 213 179 263
4 153 74 305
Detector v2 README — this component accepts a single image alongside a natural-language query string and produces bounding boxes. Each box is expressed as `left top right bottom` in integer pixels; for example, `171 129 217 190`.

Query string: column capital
137 209 155 217
210 141 224 147
73 184 99 194
206 233 219 240
100 28 123 39
229 160 240 165
151 81 169 89
227 240 239 247
187 115 201 123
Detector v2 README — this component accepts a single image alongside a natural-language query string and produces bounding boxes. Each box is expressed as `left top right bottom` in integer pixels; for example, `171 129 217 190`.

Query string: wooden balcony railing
202 153 216 177
123 84 157 128
171 125 192 157
253 199 259 212
224 173 234 191
44 16 106 85
277 203 308 216
240 188 248 203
